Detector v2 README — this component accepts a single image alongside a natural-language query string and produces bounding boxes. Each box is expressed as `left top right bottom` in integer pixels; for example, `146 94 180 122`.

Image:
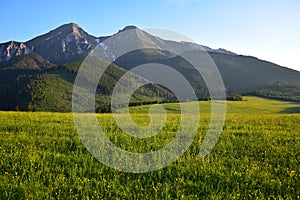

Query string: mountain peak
22 22 97 64
65 22 80 30
60 22 79 27
118 25 138 33
53 22 81 35
70 22 79 27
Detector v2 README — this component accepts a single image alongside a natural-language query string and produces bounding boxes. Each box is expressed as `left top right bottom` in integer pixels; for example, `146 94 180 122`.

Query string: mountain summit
118 25 138 33
25 23 97 64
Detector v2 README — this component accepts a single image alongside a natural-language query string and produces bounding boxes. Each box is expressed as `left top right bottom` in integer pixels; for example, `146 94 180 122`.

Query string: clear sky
1 0 299 71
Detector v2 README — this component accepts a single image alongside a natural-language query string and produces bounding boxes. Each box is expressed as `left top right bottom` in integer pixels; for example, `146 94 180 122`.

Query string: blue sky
1 0 299 71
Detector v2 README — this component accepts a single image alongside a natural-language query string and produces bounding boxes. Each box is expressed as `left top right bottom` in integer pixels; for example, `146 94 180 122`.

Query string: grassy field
0 96 299 199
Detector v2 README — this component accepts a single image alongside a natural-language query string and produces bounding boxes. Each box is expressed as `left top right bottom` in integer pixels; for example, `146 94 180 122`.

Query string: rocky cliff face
0 41 30 62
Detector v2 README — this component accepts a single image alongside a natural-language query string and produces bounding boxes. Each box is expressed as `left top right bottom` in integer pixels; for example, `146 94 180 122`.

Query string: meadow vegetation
0 96 299 199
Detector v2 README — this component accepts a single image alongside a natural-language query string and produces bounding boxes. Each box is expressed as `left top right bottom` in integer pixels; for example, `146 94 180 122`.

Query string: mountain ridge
0 22 242 64
1 22 297 71
0 22 300 112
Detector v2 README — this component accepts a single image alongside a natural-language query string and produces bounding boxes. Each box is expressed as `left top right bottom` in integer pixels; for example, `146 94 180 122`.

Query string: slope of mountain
0 22 300 112
96 26 300 95
249 80 300 101
0 57 173 112
112 48 300 98
0 52 56 70
209 53 300 92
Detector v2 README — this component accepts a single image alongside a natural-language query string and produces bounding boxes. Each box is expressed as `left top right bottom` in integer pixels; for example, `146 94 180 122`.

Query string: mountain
0 23 101 65
26 23 99 64
0 22 300 112
105 27 300 97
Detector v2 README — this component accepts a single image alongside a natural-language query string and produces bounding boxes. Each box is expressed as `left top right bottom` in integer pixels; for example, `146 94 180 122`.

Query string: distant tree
227 93 243 101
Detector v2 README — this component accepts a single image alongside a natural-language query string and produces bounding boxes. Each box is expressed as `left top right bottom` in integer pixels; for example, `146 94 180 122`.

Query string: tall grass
0 97 299 199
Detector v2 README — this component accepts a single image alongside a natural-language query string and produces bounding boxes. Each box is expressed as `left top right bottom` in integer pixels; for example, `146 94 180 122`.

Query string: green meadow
0 96 299 199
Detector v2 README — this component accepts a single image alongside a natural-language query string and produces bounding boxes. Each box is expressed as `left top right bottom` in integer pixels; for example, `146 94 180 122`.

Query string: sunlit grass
0 96 299 199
